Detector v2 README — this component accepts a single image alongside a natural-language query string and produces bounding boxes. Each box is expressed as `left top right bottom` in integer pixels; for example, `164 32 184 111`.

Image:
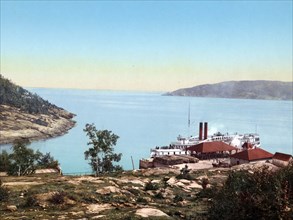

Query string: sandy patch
35 169 58 174
174 161 214 170
67 176 104 185
0 172 8 177
3 181 44 186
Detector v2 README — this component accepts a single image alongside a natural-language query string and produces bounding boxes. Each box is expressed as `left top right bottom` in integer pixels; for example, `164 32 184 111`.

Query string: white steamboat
150 122 260 158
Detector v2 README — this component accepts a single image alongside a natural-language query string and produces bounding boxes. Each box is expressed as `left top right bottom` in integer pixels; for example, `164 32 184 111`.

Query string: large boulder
135 208 169 218
6 205 17 212
166 177 177 186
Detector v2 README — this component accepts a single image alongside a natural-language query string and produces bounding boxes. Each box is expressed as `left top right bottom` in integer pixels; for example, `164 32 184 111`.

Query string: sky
0 1 292 92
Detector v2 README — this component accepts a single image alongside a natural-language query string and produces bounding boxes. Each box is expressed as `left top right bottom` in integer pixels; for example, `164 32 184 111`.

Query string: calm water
1 88 292 174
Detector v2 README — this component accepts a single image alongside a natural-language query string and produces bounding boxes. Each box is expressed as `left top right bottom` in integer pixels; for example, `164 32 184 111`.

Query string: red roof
230 148 273 161
273 152 292 161
187 141 238 153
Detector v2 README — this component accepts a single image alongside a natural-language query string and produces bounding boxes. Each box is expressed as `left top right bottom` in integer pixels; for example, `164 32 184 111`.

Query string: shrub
0 180 9 202
208 165 293 220
67 194 80 202
0 150 11 172
25 195 38 207
154 192 164 199
81 194 98 203
173 195 183 203
196 187 216 199
176 173 193 180
201 178 210 189
49 191 66 204
137 196 147 203
162 176 170 188
144 181 159 191
127 187 140 196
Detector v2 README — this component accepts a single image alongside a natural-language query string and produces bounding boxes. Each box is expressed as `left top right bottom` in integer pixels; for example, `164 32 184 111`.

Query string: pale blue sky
1 1 292 91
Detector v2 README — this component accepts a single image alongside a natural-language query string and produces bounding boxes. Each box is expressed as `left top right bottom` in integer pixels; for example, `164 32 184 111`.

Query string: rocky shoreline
0 105 76 145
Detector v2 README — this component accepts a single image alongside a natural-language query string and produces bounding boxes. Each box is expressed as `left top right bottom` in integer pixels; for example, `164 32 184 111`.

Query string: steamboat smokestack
204 122 208 140
199 122 203 140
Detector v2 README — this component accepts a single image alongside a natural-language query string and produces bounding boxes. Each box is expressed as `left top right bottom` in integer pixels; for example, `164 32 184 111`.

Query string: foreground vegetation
1 162 292 219
0 168 212 219
209 164 293 219
0 139 59 176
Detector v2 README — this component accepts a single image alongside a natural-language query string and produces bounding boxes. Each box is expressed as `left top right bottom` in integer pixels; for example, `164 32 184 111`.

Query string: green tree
0 150 11 172
7 139 41 176
37 152 59 169
6 139 58 176
0 139 59 175
84 123 122 176
0 74 57 114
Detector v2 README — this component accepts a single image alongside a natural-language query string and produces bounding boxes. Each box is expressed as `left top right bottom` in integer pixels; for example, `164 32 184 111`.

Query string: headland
0 104 76 145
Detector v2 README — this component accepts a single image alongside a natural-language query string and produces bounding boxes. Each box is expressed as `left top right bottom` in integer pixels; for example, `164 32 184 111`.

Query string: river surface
1 88 292 174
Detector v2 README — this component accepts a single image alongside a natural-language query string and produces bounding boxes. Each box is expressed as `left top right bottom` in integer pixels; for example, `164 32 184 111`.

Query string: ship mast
188 103 190 127
188 102 190 136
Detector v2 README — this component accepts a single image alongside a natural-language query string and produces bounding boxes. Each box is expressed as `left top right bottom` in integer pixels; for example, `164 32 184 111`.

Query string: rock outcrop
0 105 76 144
0 75 76 144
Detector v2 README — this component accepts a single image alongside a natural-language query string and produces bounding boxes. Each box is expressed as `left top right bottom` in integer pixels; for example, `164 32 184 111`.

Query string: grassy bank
2 162 292 219
0 168 224 219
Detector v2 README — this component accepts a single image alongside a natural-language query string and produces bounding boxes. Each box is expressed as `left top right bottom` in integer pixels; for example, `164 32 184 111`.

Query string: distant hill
0 74 76 144
164 80 293 100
